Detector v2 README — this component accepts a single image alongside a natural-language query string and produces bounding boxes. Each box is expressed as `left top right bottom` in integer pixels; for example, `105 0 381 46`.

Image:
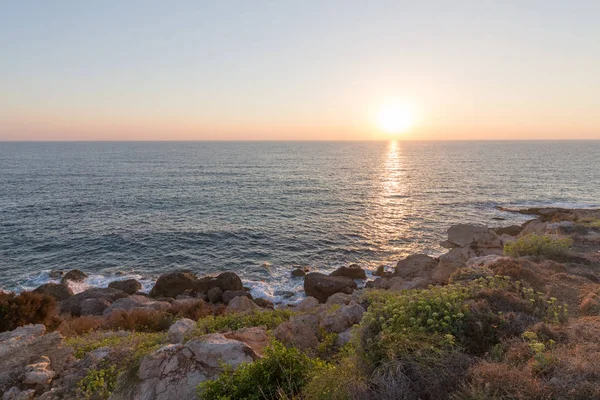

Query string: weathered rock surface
167 318 196 344
0 325 72 394
224 327 269 356
207 287 223 303
447 224 501 248
253 298 274 309
226 296 259 313
222 290 252 305
60 287 128 316
394 254 438 279
291 268 306 277
325 292 353 305
23 356 55 386
330 264 367 280
320 302 365 333
149 271 198 299
108 279 142 295
273 317 319 350
103 295 171 316
431 247 474 283
2 387 35 400
128 334 257 400
304 273 357 303
294 296 320 312
60 269 87 284
80 297 112 316
33 283 73 301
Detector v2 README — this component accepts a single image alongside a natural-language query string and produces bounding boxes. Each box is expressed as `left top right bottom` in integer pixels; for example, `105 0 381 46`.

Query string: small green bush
76 363 121 399
198 341 325 400
504 234 573 258
195 309 294 335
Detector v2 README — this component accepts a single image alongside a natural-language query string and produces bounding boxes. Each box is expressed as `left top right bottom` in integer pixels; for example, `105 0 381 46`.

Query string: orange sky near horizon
1 2 599 141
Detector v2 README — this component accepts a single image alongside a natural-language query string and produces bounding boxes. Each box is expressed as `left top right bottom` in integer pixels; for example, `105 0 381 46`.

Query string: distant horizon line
2 138 600 143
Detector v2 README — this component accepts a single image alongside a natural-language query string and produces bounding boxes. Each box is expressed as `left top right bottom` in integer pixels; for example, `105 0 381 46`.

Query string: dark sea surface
1 141 599 301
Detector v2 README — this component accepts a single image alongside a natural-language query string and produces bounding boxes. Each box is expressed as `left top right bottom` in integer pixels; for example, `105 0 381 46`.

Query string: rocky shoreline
2 207 600 399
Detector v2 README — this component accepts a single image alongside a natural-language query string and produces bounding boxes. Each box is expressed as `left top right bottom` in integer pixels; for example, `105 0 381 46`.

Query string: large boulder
0 325 72 393
33 283 73 301
60 287 128 316
325 292 353 306
330 264 367 280
108 279 142 295
447 224 501 248
60 269 87 284
431 247 474 283
226 296 259 313
304 273 357 303
207 287 223 303
222 290 252 305
103 295 171 316
394 254 438 279
273 317 319 351
149 271 198 299
80 298 112 316
130 335 257 400
214 272 244 292
167 318 196 344
320 302 365 333
294 296 320 312
224 327 269 356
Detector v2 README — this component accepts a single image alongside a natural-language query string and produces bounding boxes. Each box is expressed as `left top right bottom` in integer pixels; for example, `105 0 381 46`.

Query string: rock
60 287 128 316
253 298 274 309
274 290 295 299
0 325 72 392
226 296 259 313
167 318 196 344
500 234 517 246
291 268 306 277
48 270 64 279
466 255 506 269
294 296 320 312
493 225 523 236
304 273 357 303
2 387 35 400
33 283 73 301
23 356 55 386
373 265 388 277
80 297 112 316
336 329 353 347
60 269 87 284
519 219 547 236
273 320 319 350
207 287 223 303
224 327 269 356
440 240 458 249
149 271 198 299
222 290 252 305
366 277 390 289
447 224 501 248
320 302 365 333
330 264 367 280
394 254 438 279
108 279 142 295
432 247 474 283
214 272 244 292
133 334 257 400
103 294 171 316
387 276 406 291
326 292 352 305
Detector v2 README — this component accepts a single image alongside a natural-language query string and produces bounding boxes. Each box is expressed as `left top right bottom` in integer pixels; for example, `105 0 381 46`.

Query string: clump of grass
65 331 165 360
504 234 573 258
195 309 294 335
198 341 326 400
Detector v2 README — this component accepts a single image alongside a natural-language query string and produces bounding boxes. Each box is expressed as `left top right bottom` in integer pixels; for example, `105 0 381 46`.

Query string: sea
1 140 599 303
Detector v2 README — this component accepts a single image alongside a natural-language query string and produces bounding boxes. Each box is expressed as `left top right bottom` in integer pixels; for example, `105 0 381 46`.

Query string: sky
1 1 599 141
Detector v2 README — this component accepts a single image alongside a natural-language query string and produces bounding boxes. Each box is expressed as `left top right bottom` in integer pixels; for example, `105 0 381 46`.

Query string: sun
376 103 416 135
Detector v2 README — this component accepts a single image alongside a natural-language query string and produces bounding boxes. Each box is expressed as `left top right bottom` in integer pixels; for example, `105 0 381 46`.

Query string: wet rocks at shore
303 273 358 303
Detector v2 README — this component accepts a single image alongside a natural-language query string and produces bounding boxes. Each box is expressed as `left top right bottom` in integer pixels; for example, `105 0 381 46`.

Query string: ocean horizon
2 140 599 303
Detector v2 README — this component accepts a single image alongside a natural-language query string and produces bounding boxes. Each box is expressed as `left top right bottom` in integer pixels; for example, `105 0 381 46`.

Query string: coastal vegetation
2 207 600 399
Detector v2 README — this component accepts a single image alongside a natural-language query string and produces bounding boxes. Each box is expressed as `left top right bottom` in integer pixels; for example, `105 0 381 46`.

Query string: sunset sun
376 103 416 135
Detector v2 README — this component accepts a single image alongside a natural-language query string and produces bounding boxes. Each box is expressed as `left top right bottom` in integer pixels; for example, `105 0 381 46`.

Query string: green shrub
303 356 364 400
66 331 165 360
76 363 121 399
504 234 572 258
198 341 325 400
195 309 294 335
0 291 58 332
